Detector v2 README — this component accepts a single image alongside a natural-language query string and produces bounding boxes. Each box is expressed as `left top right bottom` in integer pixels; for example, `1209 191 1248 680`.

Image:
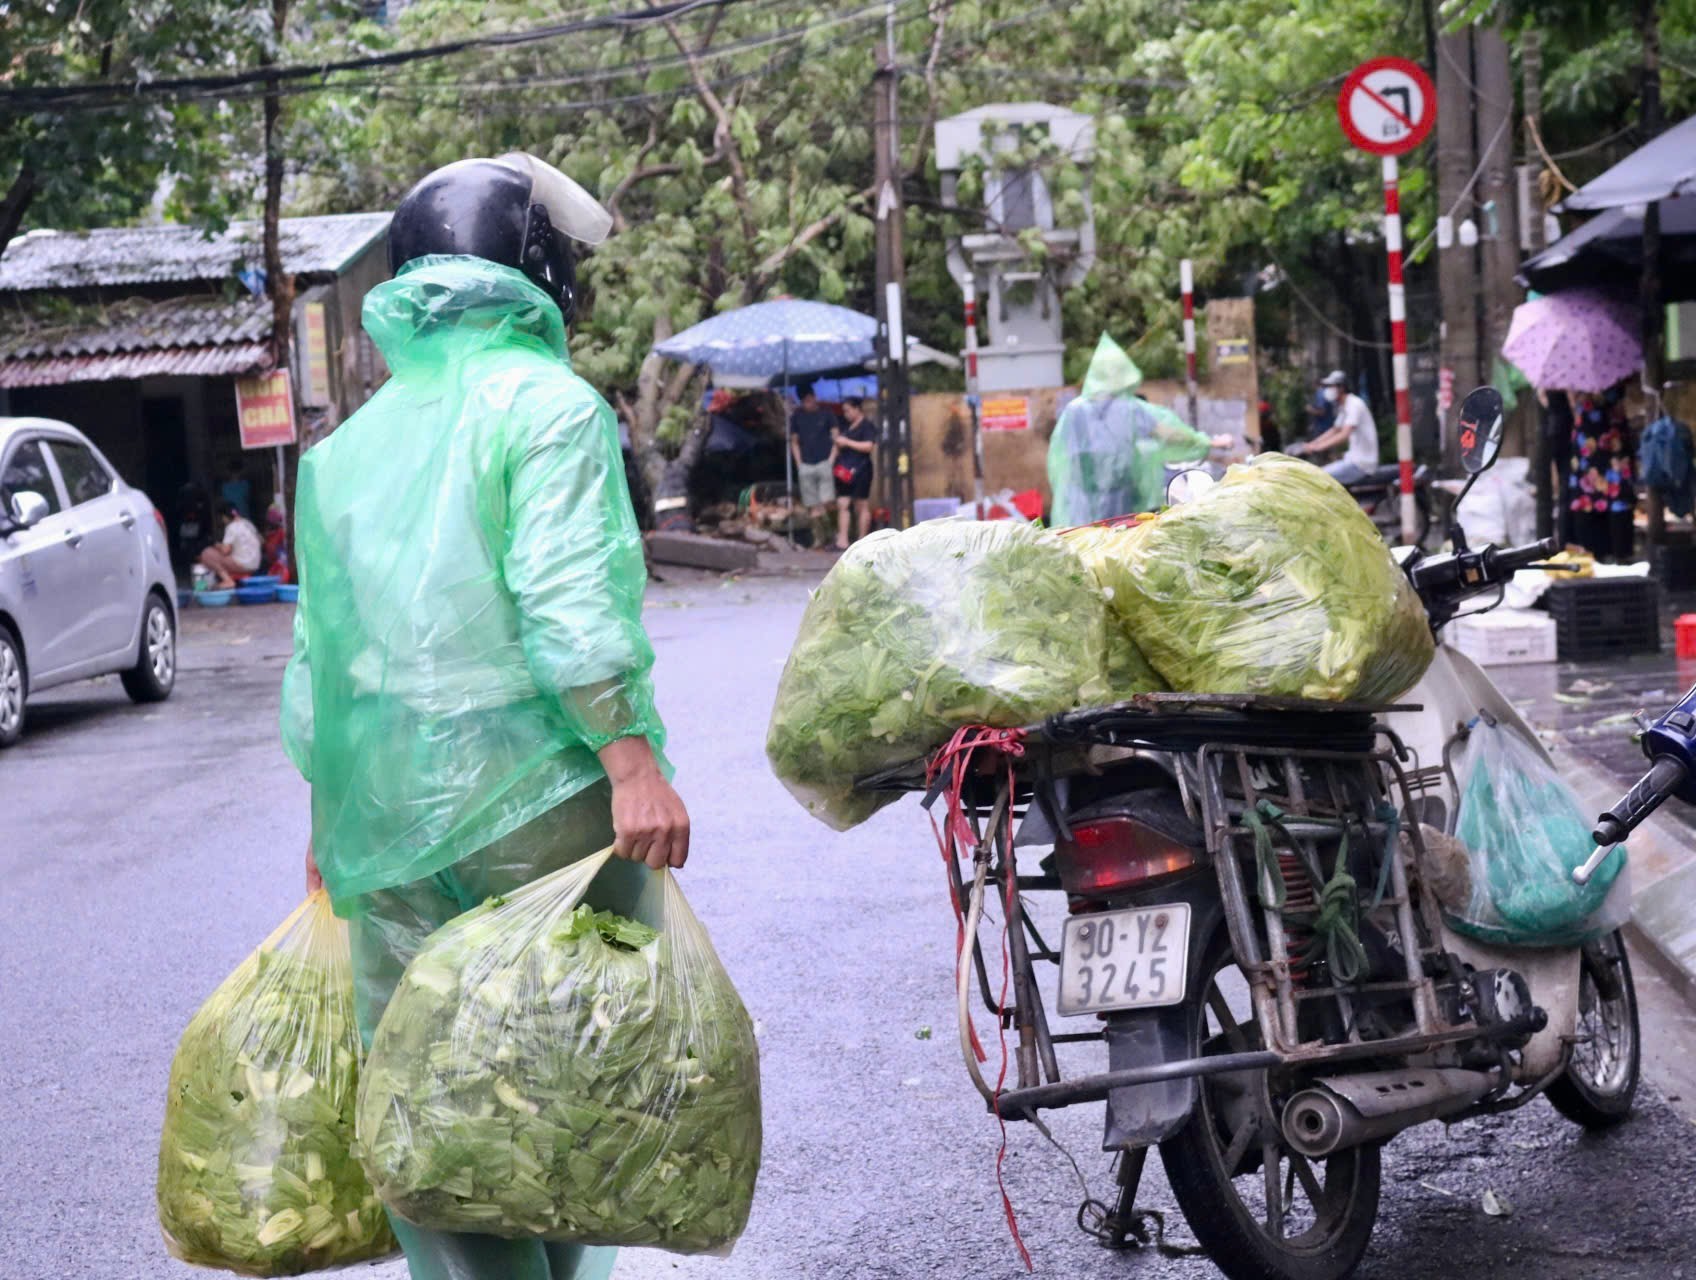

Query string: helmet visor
499 153 613 246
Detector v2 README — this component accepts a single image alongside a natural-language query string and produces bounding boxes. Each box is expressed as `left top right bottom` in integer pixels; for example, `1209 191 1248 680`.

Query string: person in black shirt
788 386 839 542
832 398 876 549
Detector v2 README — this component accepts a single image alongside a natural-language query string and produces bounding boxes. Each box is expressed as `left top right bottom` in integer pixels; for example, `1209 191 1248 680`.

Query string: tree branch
0 167 38 261
905 0 949 178
655 5 758 250
748 185 875 293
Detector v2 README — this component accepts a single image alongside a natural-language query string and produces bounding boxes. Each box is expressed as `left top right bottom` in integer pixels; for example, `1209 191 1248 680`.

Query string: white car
0 417 178 746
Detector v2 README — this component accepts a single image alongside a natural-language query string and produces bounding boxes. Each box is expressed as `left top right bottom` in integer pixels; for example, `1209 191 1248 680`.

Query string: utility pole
1521 28 1554 539
1436 25 1481 469
1475 24 1519 363
872 1 912 529
1641 0 1665 548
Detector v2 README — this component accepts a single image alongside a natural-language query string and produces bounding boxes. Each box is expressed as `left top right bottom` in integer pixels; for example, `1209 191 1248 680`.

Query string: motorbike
857 387 1641 1280
1341 462 1435 547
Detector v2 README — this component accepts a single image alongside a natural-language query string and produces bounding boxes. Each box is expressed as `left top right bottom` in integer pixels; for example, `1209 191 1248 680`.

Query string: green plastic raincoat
280 255 667 911
1047 333 1215 526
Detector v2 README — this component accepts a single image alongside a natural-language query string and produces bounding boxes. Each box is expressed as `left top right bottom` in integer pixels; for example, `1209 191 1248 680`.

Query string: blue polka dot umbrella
653 299 878 380
1501 288 1643 394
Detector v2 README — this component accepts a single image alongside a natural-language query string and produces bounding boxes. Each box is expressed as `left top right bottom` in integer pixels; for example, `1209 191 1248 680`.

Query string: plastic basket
1545 578 1660 660
1448 609 1557 666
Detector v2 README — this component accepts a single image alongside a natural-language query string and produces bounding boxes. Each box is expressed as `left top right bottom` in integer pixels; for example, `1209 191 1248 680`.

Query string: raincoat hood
1081 332 1144 398
362 254 568 380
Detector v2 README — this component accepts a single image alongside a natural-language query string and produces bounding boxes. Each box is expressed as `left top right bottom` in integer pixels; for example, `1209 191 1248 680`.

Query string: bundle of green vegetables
1059 524 1167 700
765 520 1115 828
1092 454 1434 702
357 857 761 1253
158 893 396 1276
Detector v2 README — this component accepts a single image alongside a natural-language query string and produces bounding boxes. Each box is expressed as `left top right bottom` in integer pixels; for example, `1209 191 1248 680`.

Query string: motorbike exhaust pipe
1282 1068 1496 1158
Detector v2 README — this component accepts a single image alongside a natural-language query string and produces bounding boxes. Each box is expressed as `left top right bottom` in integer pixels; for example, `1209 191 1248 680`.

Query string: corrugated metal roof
0 344 270 388
0 293 274 387
0 294 272 360
0 212 389 292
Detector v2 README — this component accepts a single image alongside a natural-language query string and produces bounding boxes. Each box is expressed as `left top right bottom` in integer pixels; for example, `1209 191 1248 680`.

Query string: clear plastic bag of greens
357 850 761 1254
1445 720 1631 947
1060 524 1167 701
1100 454 1434 702
157 891 396 1276
765 520 1113 829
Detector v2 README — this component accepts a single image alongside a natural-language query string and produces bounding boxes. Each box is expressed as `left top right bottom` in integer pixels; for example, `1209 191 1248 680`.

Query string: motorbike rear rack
902 698 1494 1120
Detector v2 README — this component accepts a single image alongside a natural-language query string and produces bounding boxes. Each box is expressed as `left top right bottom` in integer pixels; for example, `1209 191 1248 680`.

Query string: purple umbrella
1500 289 1642 393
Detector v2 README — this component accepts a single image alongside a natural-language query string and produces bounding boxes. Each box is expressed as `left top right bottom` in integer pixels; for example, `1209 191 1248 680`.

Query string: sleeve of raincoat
279 575 314 783
502 388 663 754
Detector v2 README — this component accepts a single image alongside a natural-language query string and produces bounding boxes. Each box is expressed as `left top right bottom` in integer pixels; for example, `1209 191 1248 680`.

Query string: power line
0 0 743 110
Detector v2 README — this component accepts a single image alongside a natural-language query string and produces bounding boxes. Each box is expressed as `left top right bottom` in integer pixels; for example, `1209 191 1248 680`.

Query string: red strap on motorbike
925 725 1033 1271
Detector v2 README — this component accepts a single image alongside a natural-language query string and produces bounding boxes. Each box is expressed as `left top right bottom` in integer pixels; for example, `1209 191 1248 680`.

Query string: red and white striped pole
1383 155 1416 544
962 274 987 517
1180 258 1199 427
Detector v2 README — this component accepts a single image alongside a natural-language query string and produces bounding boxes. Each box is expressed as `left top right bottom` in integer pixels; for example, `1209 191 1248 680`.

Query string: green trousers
347 782 647 1280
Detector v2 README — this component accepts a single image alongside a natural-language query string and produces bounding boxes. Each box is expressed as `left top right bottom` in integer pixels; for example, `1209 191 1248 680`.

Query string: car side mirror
5 490 49 533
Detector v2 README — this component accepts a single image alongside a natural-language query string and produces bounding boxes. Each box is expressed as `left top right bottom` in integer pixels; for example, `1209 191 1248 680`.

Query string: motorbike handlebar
1483 536 1561 579
1581 754 1688 880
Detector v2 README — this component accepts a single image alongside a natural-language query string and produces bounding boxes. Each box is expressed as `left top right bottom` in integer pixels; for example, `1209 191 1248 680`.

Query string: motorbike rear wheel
1160 927 1380 1280
1546 930 1640 1129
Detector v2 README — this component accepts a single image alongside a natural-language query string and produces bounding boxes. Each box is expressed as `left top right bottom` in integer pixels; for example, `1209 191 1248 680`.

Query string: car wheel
121 594 176 704
0 626 25 747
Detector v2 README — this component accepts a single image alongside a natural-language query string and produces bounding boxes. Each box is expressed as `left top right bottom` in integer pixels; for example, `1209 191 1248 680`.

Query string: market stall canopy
1519 195 1696 298
1559 114 1696 212
1501 288 1642 392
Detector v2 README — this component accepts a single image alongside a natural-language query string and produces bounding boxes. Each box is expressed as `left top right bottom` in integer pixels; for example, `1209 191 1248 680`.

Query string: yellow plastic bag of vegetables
1095 455 1434 702
766 520 1117 829
157 891 396 1276
356 849 761 1254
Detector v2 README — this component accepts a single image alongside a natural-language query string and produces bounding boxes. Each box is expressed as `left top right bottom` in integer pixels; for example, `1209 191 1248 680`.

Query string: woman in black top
832 399 876 549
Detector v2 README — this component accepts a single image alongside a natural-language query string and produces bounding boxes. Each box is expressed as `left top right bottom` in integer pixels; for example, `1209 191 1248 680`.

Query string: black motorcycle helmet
387 153 612 325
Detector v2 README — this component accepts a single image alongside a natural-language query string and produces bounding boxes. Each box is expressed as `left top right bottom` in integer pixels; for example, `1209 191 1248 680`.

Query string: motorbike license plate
1057 904 1190 1017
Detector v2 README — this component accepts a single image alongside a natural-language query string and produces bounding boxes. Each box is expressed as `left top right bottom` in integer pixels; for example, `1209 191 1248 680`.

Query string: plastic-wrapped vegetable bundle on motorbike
1059 524 1167 701
765 520 1113 829
356 850 761 1253
1442 720 1630 946
1094 453 1435 702
157 892 396 1276
1047 333 1218 526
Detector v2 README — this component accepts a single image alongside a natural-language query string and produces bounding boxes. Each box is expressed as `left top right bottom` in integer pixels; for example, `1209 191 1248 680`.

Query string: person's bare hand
305 839 323 893
600 737 690 869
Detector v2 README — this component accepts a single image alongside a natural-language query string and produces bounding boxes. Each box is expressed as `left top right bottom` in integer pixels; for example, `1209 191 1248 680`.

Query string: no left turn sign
1337 56 1436 155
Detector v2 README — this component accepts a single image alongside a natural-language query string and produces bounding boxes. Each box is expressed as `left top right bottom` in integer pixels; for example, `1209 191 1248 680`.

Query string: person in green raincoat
280 154 689 1280
1046 333 1231 526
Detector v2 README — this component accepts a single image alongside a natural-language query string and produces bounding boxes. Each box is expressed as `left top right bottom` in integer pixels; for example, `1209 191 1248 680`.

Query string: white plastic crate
1447 608 1557 666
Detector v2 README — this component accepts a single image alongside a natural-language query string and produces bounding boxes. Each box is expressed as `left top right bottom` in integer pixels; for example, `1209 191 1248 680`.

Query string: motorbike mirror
1457 386 1505 475
1165 468 1217 507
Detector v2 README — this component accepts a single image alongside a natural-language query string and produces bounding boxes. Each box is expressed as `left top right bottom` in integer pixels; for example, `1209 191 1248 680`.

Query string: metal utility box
936 103 1096 392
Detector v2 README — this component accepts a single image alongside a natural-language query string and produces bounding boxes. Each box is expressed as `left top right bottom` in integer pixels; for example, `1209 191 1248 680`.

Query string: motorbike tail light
153 507 167 532
1057 816 1196 896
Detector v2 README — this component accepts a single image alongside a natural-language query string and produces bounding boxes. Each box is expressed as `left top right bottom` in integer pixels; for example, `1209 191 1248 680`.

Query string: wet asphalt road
6 568 1696 1280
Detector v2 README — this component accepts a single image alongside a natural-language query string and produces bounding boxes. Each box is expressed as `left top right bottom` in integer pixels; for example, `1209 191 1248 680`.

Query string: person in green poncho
1046 333 1232 526
280 154 689 1280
